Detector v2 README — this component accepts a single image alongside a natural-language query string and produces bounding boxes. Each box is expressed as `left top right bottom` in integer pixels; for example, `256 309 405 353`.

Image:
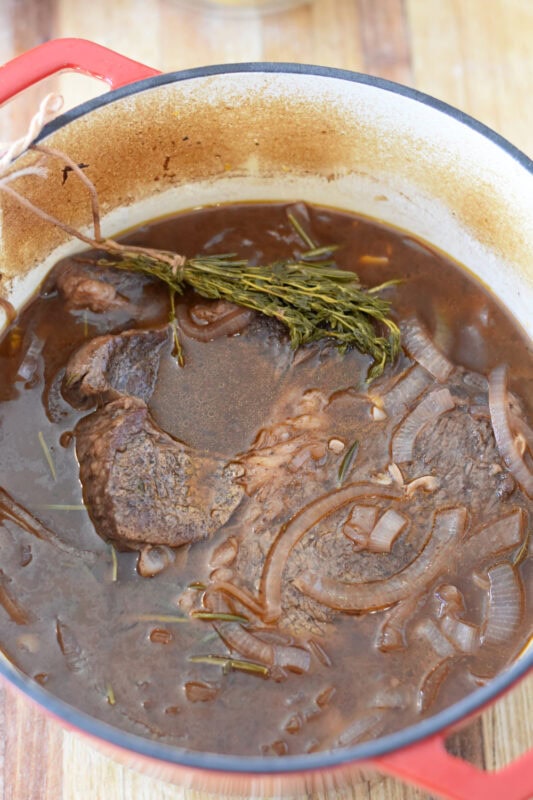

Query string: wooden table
0 1 531 798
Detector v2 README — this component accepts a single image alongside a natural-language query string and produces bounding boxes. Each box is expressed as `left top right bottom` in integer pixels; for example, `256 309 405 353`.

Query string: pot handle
373 733 533 800
0 37 161 107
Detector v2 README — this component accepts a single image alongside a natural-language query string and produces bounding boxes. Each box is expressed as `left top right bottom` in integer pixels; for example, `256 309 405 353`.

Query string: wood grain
0 1 531 798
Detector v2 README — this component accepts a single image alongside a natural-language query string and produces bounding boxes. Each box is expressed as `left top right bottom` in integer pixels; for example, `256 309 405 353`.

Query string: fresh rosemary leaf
338 440 359 485
38 431 57 481
191 611 250 624
189 654 269 677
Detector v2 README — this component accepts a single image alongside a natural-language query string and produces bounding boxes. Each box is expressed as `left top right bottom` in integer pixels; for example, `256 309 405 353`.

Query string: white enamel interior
1 71 532 342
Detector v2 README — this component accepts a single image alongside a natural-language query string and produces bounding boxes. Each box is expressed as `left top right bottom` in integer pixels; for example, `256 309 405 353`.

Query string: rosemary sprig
338 440 359 485
189 654 269 677
191 610 250 624
133 613 189 624
38 431 57 481
109 543 118 583
102 252 400 379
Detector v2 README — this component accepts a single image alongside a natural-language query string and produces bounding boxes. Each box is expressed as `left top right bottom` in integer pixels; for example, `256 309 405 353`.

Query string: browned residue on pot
0 77 528 300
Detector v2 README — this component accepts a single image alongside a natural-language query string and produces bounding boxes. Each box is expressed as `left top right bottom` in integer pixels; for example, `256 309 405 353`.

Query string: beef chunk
63 328 168 408
75 396 244 549
55 263 130 313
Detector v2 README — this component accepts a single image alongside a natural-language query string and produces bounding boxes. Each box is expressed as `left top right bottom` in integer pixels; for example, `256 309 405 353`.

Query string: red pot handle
0 37 161 107
373 733 533 800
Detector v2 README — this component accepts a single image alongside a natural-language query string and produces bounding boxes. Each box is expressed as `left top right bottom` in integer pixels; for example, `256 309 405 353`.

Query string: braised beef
75 395 243 548
63 327 168 408
53 261 145 313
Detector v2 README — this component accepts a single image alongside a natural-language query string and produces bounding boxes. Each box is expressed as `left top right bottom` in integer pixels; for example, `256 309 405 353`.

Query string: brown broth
0 202 531 756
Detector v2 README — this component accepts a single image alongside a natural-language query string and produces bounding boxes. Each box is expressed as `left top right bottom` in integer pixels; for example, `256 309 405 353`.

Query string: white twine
0 92 64 177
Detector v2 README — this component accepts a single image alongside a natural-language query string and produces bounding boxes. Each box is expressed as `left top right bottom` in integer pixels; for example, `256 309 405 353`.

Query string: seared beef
55 262 130 313
52 260 162 314
63 328 168 408
75 396 243 548
219 366 523 637
412 408 505 514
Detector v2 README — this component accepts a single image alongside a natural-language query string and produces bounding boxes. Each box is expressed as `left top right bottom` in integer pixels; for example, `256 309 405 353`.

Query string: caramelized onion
417 657 453 714
342 504 379 548
295 507 467 613
462 508 526 563
392 388 455 463
137 545 175 578
377 595 420 652
261 483 401 623
482 562 524 648
368 509 408 553
0 573 30 625
380 365 433 417
488 365 533 498
401 318 454 382
334 709 387 748
17 335 43 382
208 592 310 673
416 619 456 659
209 537 239 569
440 617 478 654
176 301 253 342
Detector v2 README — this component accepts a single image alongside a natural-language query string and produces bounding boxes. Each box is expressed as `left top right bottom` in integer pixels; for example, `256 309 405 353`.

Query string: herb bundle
1 144 400 378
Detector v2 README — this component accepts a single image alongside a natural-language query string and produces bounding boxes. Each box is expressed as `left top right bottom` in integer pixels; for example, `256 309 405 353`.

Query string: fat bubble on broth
0 202 531 756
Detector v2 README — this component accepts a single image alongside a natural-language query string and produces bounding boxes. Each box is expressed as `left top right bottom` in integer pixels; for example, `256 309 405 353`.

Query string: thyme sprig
101 250 400 379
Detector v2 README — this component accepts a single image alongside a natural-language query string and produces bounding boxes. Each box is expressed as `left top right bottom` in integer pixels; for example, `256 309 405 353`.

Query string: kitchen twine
0 92 63 179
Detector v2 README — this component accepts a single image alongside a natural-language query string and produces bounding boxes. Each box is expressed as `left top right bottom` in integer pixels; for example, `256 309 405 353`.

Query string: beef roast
55 262 130 313
63 328 168 408
75 396 243 548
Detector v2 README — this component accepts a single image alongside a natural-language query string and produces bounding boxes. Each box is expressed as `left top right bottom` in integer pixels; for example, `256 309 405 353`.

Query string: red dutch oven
0 38 531 800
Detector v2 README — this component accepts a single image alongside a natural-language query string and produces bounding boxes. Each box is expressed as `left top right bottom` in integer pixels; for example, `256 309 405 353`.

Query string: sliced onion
435 584 465 618
261 483 401 623
175 301 253 342
440 616 478 654
16 335 43 382
273 644 311 674
377 594 421 652
334 709 387 748
137 545 175 578
481 562 524 648
368 509 408 553
405 475 440 496
214 621 275 665
488 365 533 498
295 507 467 613
415 619 456 659
372 406 388 421
0 487 88 557
209 580 265 618
401 318 454 382
381 365 433 417
462 508 525 563
0 574 30 625
209 537 238 569
342 504 379 548
509 411 533 459
392 388 455 463
208 591 309 673
417 657 453 714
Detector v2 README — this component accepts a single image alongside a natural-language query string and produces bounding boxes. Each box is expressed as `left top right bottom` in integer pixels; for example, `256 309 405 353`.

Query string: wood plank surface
0 1 531 799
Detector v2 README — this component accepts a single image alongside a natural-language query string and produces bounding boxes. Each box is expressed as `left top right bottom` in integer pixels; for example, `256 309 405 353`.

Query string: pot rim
5 60 531 774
